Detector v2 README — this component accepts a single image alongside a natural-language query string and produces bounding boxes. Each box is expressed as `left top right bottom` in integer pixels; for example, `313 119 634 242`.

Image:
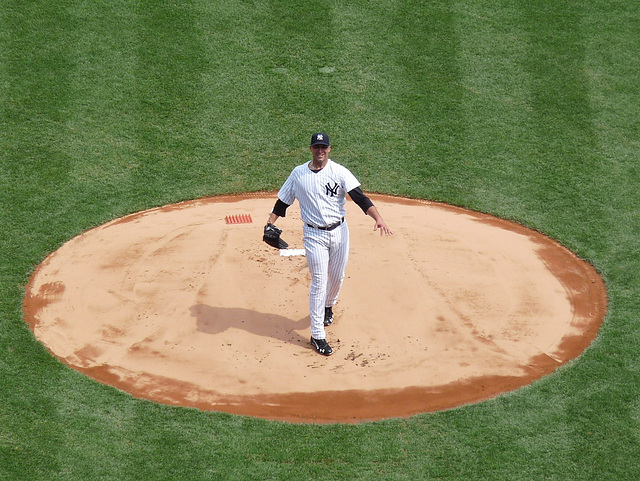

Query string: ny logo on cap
317 134 324 141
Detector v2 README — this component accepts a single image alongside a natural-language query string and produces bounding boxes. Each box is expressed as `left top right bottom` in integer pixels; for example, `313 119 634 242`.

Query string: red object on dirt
225 214 253 224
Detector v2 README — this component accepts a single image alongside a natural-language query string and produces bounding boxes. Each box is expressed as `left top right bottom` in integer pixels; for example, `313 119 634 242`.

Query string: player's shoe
310 337 333 356
324 306 334 327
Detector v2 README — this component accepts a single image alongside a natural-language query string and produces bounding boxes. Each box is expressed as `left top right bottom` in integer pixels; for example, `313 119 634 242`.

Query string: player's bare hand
374 222 393 236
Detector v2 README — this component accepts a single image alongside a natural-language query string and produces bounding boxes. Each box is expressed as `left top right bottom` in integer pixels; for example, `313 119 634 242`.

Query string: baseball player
264 133 392 356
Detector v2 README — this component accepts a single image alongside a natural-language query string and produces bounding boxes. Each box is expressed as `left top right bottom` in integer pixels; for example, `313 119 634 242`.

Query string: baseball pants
303 222 349 340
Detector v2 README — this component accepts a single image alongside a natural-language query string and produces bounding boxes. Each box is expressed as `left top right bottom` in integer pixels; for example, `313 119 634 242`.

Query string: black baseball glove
263 223 289 249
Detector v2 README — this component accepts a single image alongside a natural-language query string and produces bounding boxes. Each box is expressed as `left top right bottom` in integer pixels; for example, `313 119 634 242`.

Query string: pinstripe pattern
304 222 349 339
278 160 360 227
278 159 360 340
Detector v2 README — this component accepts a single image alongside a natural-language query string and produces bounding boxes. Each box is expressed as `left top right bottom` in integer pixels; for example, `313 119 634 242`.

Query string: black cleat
324 306 334 327
310 337 333 356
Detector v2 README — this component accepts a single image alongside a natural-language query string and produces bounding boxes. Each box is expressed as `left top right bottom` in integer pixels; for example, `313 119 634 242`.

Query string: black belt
307 218 344 231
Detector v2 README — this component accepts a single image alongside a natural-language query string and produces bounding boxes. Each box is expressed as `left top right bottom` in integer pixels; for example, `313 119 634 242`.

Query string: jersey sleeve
272 199 289 217
341 165 361 193
348 187 374 214
277 168 297 205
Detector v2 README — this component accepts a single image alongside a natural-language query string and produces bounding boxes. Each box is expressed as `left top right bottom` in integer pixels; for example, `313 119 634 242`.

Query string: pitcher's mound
23 194 606 423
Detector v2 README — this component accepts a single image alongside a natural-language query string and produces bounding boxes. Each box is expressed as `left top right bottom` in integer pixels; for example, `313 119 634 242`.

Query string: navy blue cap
310 132 330 146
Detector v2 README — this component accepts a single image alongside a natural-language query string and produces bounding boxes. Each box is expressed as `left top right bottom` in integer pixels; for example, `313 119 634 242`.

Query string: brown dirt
23 193 607 423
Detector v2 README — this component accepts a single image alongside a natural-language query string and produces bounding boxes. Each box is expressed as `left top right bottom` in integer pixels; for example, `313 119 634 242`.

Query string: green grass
2 0 639 479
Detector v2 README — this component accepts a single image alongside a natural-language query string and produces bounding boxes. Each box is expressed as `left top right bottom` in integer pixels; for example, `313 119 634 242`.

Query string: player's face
310 144 331 163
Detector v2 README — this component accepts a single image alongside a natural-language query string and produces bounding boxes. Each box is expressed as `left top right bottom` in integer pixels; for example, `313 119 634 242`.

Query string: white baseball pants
303 222 349 340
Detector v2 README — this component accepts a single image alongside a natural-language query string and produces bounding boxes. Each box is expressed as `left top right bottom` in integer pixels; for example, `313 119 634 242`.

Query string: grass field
1 0 639 479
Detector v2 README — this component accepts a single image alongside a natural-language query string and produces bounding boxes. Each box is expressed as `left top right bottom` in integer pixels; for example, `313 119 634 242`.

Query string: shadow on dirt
190 304 310 347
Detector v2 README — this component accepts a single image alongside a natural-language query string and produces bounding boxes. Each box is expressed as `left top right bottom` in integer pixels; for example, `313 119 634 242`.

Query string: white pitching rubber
280 249 306 257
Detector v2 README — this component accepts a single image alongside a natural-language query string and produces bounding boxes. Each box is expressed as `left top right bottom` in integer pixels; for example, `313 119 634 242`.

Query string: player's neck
309 158 329 171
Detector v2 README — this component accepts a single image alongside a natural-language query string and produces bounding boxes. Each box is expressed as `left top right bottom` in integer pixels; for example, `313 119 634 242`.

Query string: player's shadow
190 304 310 347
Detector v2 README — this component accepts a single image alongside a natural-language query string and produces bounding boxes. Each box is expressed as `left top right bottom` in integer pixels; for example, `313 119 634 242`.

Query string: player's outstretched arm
365 206 393 236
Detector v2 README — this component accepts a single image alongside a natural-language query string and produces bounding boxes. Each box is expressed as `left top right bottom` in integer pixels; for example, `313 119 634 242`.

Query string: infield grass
1 0 639 480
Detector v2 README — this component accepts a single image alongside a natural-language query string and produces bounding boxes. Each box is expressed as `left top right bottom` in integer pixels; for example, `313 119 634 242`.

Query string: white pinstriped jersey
278 159 360 227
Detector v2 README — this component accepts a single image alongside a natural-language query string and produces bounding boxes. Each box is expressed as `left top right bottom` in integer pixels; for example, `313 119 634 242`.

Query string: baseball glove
263 223 289 249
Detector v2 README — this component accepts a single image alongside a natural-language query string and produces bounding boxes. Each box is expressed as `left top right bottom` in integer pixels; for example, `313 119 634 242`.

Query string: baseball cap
311 132 330 146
